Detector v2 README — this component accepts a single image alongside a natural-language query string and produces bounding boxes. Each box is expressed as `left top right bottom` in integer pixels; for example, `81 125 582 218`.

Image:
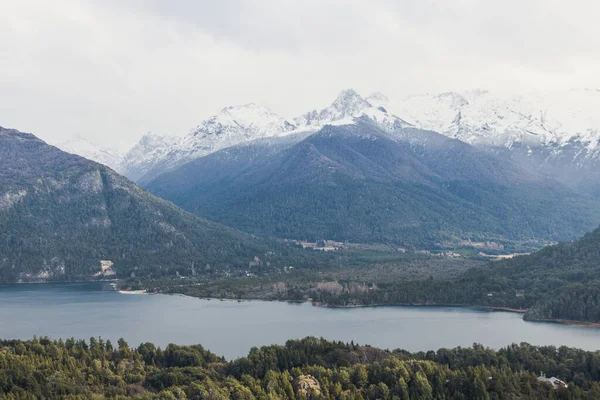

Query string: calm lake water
1 282 599 359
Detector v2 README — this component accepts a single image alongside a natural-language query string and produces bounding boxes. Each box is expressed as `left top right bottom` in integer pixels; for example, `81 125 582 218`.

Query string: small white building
538 373 568 389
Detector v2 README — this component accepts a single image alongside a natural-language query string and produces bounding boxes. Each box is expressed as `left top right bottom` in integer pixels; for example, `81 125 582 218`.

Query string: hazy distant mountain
147 119 600 249
383 89 600 192
389 89 600 150
121 133 180 182
0 126 311 283
54 135 125 173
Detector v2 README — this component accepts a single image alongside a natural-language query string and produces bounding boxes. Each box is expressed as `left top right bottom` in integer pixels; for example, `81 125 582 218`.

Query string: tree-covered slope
1 336 599 399
147 121 600 248
0 126 318 283
303 225 600 324
489 227 600 322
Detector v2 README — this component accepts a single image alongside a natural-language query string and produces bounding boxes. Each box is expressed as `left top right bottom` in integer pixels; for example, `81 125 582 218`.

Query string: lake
1 282 599 359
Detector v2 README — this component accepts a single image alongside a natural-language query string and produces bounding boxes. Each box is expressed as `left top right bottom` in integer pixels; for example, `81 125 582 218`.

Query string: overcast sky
1 0 599 151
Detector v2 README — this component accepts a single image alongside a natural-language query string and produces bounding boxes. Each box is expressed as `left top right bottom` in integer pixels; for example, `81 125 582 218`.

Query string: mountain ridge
56 88 600 193
122 89 412 183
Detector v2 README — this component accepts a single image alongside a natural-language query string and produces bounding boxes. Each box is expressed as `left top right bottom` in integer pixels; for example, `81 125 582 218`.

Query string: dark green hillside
490 227 600 322
305 226 600 324
147 121 600 248
0 126 324 283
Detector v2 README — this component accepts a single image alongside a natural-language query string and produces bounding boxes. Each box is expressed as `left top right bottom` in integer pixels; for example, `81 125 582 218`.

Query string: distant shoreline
152 293 597 329
2 279 117 285
138 289 531 317
314 302 527 314
7 281 599 329
117 289 148 295
523 317 600 328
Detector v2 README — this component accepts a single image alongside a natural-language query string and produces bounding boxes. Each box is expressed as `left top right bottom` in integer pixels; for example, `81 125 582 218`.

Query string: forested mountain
0 126 321 283
147 120 600 248
2 336 599 399
493 226 600 322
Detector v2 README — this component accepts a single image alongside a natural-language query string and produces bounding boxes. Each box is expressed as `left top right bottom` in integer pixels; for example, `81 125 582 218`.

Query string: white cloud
0 0 598 150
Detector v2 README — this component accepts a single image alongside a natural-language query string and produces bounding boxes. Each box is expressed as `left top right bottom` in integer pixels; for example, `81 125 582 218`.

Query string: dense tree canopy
3 337 600 399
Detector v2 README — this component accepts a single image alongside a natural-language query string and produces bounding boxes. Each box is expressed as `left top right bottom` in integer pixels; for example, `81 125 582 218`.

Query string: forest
3 336 600 399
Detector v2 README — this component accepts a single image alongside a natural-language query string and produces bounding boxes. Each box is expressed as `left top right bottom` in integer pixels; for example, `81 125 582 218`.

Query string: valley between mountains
4 89 600 326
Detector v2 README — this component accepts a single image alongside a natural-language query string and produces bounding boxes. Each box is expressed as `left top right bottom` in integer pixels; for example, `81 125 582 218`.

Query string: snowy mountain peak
332 89 371 112
192 103 296 139
120 133 179 182
321 89 373 122
126 132 178 157
125 103 298 183
294 89 411 131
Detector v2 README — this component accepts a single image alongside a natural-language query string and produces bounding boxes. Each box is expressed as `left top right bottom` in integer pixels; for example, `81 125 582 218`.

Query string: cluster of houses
292 240 344 251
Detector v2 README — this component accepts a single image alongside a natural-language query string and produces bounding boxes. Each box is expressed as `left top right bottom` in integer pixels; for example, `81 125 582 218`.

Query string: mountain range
146 119 600 248
51 88 600 249
56 88 600 192
383 89 600 194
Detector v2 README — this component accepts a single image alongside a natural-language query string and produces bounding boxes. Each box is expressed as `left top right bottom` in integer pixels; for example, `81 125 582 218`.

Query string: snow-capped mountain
387 89 600 160
294 89 411 132
124 90 414 183
54 135 125 173
380 89 600 189
118 87 600 191
121 133 179 182
128 103 298 183
176 102 297 163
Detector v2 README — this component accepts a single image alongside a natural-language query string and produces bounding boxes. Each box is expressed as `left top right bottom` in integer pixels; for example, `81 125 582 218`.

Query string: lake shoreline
314 302 527 314
122 289 600 329
15 282 600 329
2 278 118 285
523 317 600 328
132 288 531 315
